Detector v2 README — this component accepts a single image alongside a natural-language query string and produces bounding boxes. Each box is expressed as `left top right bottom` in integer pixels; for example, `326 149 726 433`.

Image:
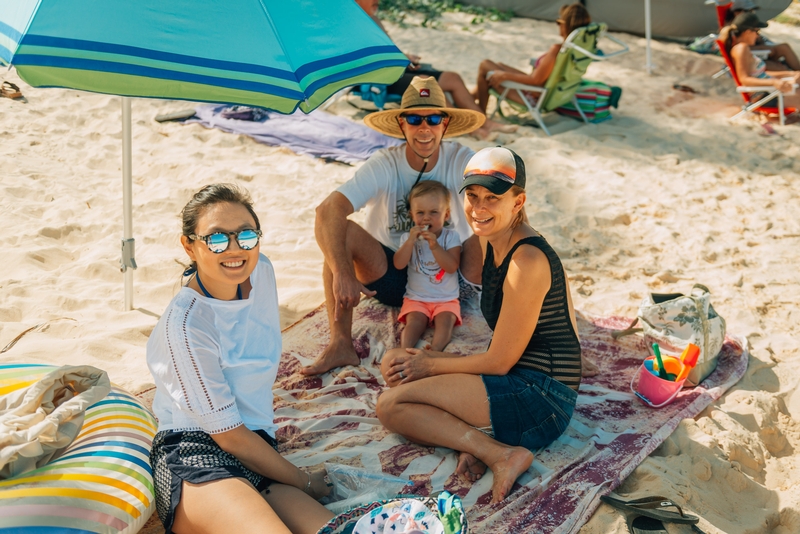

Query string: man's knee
343 223 388 281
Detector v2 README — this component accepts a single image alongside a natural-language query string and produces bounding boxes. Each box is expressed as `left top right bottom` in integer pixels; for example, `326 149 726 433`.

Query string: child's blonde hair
408 180 451 208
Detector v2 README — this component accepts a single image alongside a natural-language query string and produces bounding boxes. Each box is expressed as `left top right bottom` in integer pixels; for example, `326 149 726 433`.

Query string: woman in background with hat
720 12 800 106
376 147 585 504
723 0 800 71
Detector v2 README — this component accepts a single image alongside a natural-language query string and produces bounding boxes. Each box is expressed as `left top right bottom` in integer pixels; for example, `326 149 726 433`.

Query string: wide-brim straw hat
364 76 485 138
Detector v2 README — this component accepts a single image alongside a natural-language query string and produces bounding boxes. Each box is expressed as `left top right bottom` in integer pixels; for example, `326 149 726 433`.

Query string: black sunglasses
400 113 447 126
189 229 262 254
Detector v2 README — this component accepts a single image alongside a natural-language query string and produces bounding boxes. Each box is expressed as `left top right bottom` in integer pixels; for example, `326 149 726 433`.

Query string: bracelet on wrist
303 471 311 493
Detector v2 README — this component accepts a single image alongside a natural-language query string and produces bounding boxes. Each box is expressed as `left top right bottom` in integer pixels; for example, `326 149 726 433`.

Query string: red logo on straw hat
419 88 430 97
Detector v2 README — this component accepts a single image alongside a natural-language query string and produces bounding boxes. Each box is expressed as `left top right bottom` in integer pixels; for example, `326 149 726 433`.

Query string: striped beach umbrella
0 0 407 309
0 0 406 112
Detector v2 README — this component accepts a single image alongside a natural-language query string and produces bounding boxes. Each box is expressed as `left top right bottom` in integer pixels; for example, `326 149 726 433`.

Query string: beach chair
717 39 796 125
321 83 402 112
488 22 628 136
322 82 454 112
710 1 733 78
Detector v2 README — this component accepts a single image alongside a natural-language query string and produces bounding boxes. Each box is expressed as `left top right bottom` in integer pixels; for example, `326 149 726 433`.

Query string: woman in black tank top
377 147 592 504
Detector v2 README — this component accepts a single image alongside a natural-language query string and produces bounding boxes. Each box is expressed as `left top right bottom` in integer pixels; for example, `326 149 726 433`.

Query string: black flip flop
601 493 700 525
628 515 667 534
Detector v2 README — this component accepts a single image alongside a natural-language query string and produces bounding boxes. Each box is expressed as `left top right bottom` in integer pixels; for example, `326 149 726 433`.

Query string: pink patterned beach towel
137 299 746 534
273 299 747 534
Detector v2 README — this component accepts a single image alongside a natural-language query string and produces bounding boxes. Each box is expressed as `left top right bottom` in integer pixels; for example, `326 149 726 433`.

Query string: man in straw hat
302 76 485 375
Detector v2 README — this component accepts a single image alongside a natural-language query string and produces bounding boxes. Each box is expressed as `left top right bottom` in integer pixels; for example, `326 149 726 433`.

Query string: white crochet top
147 254 281 437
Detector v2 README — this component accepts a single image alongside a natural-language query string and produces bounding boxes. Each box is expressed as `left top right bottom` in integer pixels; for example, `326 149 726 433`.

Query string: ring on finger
399 370 405 379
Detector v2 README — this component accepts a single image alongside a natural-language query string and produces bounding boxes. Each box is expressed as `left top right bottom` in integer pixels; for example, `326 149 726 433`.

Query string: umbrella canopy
1 0 407 112
1 1 407 310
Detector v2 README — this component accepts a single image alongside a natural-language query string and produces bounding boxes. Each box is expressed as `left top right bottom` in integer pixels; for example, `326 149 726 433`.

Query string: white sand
2 10 800 533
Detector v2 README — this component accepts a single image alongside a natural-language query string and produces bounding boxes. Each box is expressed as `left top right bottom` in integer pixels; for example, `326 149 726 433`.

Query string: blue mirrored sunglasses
189 229 262 254
401 113 447 126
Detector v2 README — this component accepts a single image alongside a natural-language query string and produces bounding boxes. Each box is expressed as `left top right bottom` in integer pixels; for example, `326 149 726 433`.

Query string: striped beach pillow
0 363 157 534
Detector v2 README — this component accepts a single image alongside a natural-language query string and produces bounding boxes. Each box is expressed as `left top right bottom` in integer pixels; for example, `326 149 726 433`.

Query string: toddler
393 181 462 351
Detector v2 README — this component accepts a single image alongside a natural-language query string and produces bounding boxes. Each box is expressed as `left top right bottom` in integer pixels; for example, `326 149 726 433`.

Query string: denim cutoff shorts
482 367 577 450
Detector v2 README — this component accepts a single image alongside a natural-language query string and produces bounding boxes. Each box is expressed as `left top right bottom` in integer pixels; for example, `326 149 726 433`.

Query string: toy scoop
675 343 700 382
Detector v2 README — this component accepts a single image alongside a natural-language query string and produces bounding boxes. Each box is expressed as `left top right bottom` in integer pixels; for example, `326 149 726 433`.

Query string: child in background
393 181 462 351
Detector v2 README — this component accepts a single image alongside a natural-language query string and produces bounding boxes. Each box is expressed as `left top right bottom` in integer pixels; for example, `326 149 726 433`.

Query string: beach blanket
186 105 402 165
136 300 747 534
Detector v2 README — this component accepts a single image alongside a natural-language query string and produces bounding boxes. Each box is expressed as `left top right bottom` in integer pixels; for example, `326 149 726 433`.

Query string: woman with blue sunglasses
146 184 333 534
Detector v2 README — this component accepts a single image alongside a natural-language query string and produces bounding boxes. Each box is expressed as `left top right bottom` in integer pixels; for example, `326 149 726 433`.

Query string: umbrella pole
644 0 653 74
120 97 137 311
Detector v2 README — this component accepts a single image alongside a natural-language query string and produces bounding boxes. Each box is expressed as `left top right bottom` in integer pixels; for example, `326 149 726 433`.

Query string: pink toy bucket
631 356 686 408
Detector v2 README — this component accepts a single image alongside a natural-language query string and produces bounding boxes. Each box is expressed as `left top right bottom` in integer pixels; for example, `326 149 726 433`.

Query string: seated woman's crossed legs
377 355 534 503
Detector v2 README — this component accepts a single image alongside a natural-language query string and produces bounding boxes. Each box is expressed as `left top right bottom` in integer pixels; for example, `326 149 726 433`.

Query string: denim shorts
482 368 577 450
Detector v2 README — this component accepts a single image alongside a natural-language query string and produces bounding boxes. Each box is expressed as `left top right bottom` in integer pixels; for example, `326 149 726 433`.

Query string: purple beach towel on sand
186 104 401 165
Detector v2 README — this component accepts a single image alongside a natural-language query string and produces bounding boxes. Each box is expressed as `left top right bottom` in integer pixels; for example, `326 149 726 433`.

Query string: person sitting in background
473 3 591 113
720 12 800 108
355 0 515 138
723 0 800 71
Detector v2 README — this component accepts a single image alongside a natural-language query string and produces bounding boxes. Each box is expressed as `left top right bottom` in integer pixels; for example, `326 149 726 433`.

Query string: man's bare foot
486 446 534 503
301 340 359 375
455 451 487 483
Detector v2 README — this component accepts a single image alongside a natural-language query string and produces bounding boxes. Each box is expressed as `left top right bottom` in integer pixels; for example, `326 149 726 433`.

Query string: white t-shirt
337 142 474 251
400 227 461 302
146 254 281 437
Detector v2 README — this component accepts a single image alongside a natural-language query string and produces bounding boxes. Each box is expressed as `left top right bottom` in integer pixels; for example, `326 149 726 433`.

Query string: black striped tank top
481 235 582 391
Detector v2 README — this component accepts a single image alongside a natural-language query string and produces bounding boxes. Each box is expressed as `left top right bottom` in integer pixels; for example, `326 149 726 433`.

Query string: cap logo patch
419 88 430 98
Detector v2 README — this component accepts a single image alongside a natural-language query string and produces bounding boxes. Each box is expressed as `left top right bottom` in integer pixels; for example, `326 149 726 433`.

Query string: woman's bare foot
485 118 517 133
455 451 487 483
471 120 517 140
486 446 534 503
471 126 499 141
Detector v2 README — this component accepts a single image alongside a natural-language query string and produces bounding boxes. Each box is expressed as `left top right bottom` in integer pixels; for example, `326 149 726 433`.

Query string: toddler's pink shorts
398 298 462 326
